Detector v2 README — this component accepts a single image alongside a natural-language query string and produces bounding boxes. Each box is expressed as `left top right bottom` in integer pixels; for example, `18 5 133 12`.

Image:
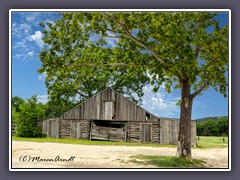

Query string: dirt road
11 141 228 169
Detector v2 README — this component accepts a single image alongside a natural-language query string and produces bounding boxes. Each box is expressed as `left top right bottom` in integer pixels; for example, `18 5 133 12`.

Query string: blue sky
11 11 229 120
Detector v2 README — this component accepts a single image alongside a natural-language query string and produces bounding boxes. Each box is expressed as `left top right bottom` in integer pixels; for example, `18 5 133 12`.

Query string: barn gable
60 87 159 122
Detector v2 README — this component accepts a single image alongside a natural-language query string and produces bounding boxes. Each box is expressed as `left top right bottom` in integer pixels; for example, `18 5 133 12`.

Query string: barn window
94 121 111 127
145 112 150 120
94 120 126 128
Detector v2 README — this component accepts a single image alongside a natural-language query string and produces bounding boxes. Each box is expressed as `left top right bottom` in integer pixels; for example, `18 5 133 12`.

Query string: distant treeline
196 117 228 136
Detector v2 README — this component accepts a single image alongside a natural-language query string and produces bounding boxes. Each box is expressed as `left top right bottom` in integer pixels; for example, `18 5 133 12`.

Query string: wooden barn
38 88 197 146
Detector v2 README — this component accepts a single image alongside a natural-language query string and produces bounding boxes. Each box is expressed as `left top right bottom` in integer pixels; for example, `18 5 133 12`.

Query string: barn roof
60 87 159 119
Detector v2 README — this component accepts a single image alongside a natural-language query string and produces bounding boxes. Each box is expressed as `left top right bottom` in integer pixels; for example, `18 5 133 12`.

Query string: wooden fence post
89 120 93 141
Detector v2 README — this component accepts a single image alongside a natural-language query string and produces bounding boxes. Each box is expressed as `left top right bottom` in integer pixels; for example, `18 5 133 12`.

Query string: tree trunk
176 78 193 159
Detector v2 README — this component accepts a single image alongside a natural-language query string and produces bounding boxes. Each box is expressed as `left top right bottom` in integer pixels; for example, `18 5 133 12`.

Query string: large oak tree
38 11 228 159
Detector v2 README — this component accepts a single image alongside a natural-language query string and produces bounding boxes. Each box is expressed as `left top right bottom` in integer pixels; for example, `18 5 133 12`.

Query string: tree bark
176 78 193 159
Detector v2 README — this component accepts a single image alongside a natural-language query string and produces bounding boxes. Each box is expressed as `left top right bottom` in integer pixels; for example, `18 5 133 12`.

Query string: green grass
196 136 228 148
12 136 176 148
12 136 228 149
130 155 207 168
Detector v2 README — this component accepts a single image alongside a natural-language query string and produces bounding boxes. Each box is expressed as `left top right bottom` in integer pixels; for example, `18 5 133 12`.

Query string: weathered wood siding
191 121 197 146
160 118 196 146
91 122 126 142
39 118 59 138
61 88 158 122
38 118 196 146
140 123 152 143
12 122 17 136
152 122 161 143
127 122 140 142
59 119 91 139
126 119 196 145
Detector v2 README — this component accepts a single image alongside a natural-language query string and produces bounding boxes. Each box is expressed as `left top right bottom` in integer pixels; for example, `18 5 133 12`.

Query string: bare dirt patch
11 141 228 169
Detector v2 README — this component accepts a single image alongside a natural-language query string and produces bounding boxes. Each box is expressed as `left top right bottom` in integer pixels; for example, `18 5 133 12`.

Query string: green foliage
196 117 228 136
195 116 227 123
130 155 206 168
12 96 25 112
44 99 77 118
217 117 229 136
38 12 228 108
12 95 74 125
12 106 21 123
15 95 46 137
12 96 24 123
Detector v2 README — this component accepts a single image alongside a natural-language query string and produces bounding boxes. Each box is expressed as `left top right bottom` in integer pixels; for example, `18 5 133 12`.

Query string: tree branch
192 16 206 32
105 35 121 39
122 25 168 66
191 82 208 99
103 12 183 78
106 28 125 36
77 91 88 98
198 56 220 75
194 45 201 59
123 24 184 79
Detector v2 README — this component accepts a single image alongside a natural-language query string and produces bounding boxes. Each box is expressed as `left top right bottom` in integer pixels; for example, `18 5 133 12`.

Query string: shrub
15 95 46 137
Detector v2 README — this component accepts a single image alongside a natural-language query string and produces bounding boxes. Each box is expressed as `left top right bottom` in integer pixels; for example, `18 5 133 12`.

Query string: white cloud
12 21 38 62
12 23 32 38
13 39 28 49
26 14 36 22
12 37 35 62
19 12 59 26
37 95 48 104
27 51 34 57
12 12 59 63
141 85 180 118
13 48 35 62
29 31 44 47
14 53 25 60
38 72 47 81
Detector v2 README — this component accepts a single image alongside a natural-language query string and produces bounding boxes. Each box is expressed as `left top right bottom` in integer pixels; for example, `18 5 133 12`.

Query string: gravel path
11 141 228 169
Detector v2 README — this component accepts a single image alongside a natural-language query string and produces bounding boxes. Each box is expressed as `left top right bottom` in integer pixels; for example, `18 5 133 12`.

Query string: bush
196 117 228 136
15 95 46 138
16 121 42 137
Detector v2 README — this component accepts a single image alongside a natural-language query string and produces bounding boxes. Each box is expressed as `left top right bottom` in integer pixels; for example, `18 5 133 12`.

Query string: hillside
194 116 228 123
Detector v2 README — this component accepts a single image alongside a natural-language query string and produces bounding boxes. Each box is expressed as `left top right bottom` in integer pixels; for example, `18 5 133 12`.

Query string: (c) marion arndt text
19 155 76 163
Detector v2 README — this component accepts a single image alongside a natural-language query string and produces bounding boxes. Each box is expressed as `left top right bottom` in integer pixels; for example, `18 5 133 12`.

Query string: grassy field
12 136 228 149
196 136 228 148
130 155 206 168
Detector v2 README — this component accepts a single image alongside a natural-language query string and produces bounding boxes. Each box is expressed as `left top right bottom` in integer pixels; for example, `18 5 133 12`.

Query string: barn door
140 123 152 143
103 101 115 120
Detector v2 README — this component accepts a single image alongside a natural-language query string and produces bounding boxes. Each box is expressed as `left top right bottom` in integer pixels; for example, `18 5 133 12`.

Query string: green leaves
38 11 228 108
14 96 46 138
196 117 228 136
